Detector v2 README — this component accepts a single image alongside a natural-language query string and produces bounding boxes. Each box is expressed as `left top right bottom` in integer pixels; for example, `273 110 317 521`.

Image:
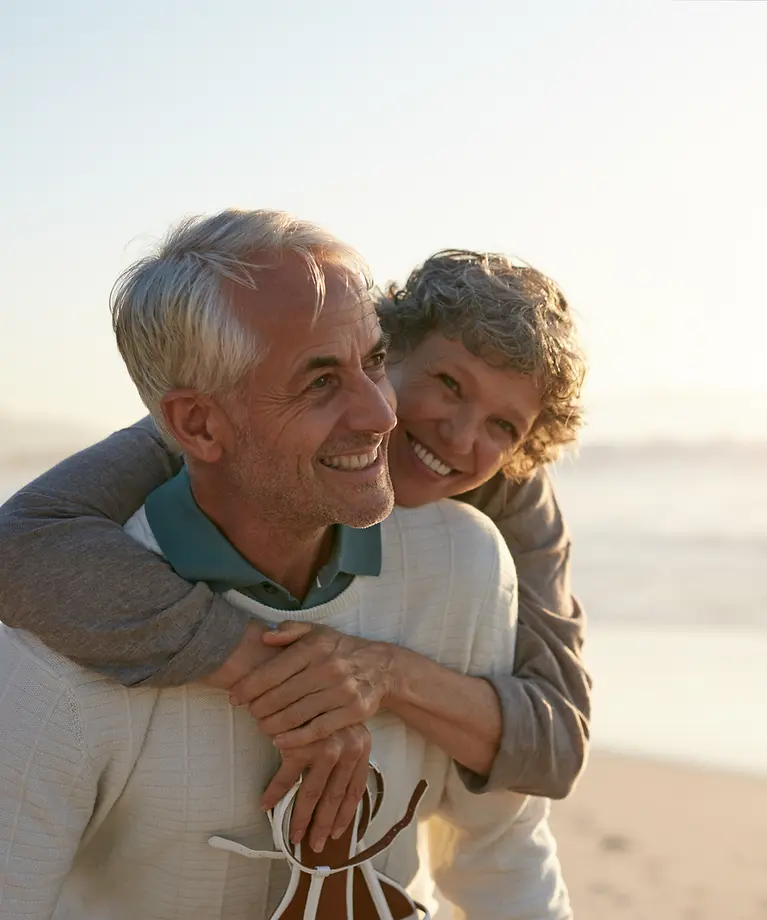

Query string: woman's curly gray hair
377 249 586 478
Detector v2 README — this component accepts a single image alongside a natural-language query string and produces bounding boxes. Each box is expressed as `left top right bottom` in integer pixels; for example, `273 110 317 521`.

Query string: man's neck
190 478 333 601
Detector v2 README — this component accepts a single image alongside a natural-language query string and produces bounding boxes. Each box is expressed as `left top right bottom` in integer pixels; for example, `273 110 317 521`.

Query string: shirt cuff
455 675 535 795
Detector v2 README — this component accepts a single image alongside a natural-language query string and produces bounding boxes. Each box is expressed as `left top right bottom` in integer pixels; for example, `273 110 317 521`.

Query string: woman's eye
495 419 518 439
439 373 460 394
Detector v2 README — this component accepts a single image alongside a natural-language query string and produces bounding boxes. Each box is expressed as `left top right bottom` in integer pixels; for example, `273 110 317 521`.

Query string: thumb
261 620 313 646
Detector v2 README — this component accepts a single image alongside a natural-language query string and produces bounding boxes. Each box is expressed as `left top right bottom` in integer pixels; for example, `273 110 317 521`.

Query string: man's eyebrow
303 354 341 373
300 334 390 375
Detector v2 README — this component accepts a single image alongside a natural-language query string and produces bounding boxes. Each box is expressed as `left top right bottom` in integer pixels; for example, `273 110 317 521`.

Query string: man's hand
228 622 397 749
260 724 371 853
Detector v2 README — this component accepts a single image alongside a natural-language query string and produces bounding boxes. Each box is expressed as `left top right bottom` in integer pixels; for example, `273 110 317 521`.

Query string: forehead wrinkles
302 265 379 343
297 303 382 374
245 285 381 391
230 256 371 334
223 252 322 337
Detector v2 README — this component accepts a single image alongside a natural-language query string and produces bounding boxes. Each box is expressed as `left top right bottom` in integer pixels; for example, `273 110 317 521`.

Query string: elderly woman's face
386 334 542 507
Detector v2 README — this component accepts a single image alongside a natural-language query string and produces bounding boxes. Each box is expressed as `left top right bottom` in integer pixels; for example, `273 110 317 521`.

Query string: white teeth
321 448 379 471
409 437 452 477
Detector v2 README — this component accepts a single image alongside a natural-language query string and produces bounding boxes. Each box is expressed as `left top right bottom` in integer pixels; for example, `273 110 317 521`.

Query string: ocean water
584 625 767 776
550 443 767 628
551 443 767 775
2 442 766 775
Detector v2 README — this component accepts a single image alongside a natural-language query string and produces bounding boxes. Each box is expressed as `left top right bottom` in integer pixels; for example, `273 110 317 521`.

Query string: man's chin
336 487 395 528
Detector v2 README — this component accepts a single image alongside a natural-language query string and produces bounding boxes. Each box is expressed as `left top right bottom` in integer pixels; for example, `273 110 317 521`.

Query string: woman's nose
438 407 478 457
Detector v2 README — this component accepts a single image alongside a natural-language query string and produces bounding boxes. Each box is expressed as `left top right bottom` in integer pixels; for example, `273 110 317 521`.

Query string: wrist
203 621 275 690
378 642 412 710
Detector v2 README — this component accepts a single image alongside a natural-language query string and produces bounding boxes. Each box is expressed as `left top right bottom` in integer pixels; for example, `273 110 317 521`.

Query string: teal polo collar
144 467 381 602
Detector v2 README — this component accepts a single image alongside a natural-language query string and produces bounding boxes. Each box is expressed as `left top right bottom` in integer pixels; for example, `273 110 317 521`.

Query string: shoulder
0 624 104 695
457 466 554 518
0 627 96 757
387 500 511 560
0 626 149 753
457 467 570 552
124 505 162 553
378 504 518 672
387 498 495 536
383 501 517 593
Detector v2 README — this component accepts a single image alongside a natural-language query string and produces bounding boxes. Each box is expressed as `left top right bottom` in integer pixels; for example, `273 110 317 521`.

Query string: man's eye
368 352 387 368
309 374 333 390
439 373 460 394
365 353 388 376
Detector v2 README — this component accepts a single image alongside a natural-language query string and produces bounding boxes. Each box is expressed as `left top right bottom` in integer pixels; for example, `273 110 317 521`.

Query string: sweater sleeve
0 643 97 919
426 772 572 920
455 467 592 799
0 418 251 687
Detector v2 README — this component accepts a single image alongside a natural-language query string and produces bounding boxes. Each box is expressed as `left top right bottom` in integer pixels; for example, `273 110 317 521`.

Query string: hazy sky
2 0 766 441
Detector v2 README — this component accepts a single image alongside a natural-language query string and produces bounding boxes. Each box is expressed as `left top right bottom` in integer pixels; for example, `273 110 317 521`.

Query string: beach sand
549 752 767 919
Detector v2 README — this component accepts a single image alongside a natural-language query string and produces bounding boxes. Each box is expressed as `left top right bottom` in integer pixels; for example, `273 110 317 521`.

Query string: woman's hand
228 621 397 747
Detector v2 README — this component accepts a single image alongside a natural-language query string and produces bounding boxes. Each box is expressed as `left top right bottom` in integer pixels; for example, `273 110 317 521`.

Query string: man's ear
159 390 233 463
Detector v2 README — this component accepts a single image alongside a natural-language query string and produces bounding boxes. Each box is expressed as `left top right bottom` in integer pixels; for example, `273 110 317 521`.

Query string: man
0 209 569 919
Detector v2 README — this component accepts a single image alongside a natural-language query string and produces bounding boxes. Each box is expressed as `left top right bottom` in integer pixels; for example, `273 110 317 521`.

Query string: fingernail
312 837 326 853
331 827 343 840
291 829 304 844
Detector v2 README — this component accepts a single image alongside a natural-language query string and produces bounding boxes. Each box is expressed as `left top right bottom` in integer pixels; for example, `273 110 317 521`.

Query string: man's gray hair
378 249 586 478
111 209 370 437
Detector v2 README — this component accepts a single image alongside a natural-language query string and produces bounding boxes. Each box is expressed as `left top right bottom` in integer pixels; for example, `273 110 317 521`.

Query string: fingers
306 734 368 853
331 742 371 842
260 756 305 814
246 671 329 721
273 708 354 750
228 644 310 706
256 686 359 737
271 726 372 851
261 621 314 647
287 740 340 846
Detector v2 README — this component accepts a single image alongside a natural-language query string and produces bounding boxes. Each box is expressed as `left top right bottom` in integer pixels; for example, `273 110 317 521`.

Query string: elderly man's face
224 254 397 531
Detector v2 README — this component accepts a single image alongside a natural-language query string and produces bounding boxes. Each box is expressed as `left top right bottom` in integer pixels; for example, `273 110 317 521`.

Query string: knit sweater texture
0 500 570 920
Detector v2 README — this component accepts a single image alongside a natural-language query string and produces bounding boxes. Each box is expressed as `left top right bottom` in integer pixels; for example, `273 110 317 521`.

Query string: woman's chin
392 476 433 509
392 490 426 509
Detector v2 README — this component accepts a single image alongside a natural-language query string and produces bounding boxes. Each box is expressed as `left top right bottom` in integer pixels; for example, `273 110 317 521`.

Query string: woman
0 249 589 813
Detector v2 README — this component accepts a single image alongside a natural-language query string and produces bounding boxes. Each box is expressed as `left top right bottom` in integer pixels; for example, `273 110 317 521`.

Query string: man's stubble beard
229 426 394 531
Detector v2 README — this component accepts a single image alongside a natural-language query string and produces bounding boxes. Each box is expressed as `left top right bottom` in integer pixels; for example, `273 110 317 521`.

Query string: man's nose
347 373 398 435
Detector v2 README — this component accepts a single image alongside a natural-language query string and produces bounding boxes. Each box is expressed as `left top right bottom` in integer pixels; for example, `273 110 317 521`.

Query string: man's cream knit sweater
0 500 570 920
